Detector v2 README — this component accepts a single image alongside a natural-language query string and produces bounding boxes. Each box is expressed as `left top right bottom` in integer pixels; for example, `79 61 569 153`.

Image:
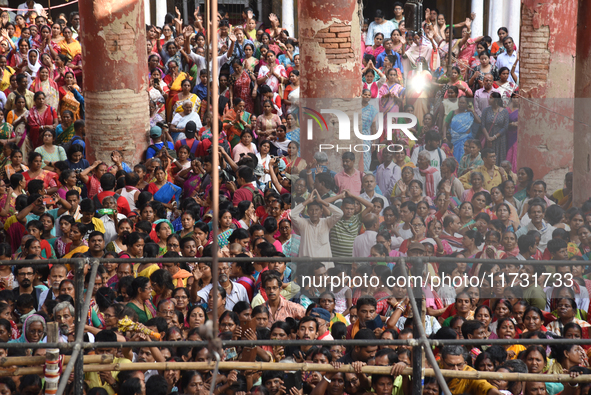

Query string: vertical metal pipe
183 0 189 25
409 258 423 395
447 0 455 72
73 259 85 395
210 0 220 336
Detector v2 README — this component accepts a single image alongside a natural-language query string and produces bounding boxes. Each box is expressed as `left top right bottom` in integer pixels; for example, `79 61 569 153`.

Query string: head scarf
27 49 41 77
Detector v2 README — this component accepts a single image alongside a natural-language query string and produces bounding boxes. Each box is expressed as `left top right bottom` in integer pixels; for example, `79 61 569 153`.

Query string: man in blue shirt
146 126 174 159
376 39 403 72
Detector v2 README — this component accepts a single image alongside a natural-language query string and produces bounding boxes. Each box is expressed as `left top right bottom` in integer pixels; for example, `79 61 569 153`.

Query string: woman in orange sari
163 60 189 122
58 71 82 121
222 98 252 147
30 67 59 110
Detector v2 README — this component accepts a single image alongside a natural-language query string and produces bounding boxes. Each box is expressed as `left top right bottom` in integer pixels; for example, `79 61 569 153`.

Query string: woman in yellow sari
163 60 189 122
58 71 82 122
171 79 200 116
62 222 89 259
58 26 81 61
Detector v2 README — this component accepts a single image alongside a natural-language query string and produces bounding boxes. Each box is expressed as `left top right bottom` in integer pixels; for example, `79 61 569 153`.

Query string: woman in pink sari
27 91 58 150
30 67 59 110
257 51 287 94
454 22 484 79
378 68 405 142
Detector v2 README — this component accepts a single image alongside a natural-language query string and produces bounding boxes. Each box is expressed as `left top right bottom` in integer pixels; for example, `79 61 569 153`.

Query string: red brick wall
519 7 551 96
317 24 355 65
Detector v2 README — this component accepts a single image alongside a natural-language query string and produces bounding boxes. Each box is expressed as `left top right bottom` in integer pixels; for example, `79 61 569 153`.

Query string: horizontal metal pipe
3 338 591 350
1 256 581 266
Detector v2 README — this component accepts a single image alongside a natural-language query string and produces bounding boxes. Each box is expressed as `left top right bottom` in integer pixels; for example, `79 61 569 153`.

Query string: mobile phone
224 347 238 361
365 315 384 331
43 196 56 206
283 373 302 390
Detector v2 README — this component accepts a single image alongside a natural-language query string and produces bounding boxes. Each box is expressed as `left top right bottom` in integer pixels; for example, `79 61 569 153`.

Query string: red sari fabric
232 70 254 113
27 106 57 149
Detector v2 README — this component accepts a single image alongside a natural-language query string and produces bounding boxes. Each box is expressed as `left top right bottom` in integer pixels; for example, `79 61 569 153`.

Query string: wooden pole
0 354 114 367
1 361 589 383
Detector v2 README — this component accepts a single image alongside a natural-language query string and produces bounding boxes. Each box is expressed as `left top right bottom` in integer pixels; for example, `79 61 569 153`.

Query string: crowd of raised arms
0 1 586 395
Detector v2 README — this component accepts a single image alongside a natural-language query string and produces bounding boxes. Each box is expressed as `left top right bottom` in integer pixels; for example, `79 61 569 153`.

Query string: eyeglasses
159 309 175 316
18 272 34 277
28 329 45 335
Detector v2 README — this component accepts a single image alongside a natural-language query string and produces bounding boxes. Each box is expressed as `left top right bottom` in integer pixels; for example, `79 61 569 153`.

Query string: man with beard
50 301 87 343
195 262 248 309
37 264 67 310
13 265 42 308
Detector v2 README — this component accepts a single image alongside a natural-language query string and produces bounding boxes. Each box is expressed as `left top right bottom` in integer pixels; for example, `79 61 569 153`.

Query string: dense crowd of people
0 2 587 395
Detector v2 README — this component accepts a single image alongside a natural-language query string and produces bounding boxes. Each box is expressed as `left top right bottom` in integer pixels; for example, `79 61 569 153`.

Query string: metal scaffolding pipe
1 256 583 266
3 337 591 350
57 259 99 395
400 258 452 395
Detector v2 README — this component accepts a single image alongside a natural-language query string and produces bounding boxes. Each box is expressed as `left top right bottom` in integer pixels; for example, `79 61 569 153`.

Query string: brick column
574 0 591 205
299 0 362 169
516 0 577 191
79 0 150 164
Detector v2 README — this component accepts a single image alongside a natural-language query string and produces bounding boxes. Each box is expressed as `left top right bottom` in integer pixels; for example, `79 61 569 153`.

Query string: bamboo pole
0 354 114 367
0 361 587 383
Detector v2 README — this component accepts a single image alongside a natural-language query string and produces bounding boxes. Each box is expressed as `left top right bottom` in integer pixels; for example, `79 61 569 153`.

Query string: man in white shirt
196 262 249 309
411 130 446 171
184 29 235 82
515 199 555 253
413 151 442 198
375 150 401 198
519 181 554 226
17 0 43 16
496 37 519 83
365 9 396 46
38 264 67 310
291 190 343 269
353 214 380 258
360 173 389 213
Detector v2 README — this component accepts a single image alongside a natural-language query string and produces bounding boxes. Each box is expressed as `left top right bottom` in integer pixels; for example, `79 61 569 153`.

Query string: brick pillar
299 0 362 169
516 0 577 191
79 0 149 164
574 0 591 205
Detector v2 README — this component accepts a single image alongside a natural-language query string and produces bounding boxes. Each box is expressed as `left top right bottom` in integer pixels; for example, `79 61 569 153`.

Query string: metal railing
2 254 587 395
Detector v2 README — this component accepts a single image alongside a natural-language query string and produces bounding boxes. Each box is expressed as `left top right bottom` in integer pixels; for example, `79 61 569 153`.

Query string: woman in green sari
514 167 534 202
55 110 74 145
125 277 157 324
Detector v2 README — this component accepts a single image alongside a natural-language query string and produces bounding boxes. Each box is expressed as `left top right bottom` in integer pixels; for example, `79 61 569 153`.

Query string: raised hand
247 10 254 20
229 33 237 42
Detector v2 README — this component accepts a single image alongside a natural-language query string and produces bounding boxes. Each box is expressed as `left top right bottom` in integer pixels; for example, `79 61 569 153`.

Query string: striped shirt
329 214 362 258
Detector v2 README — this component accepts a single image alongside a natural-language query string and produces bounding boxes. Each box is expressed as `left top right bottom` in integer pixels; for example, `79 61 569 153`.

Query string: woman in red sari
229 58 255 114
10 39 29 74
30 67 60 110
23 152 59 194
27 91 58 150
